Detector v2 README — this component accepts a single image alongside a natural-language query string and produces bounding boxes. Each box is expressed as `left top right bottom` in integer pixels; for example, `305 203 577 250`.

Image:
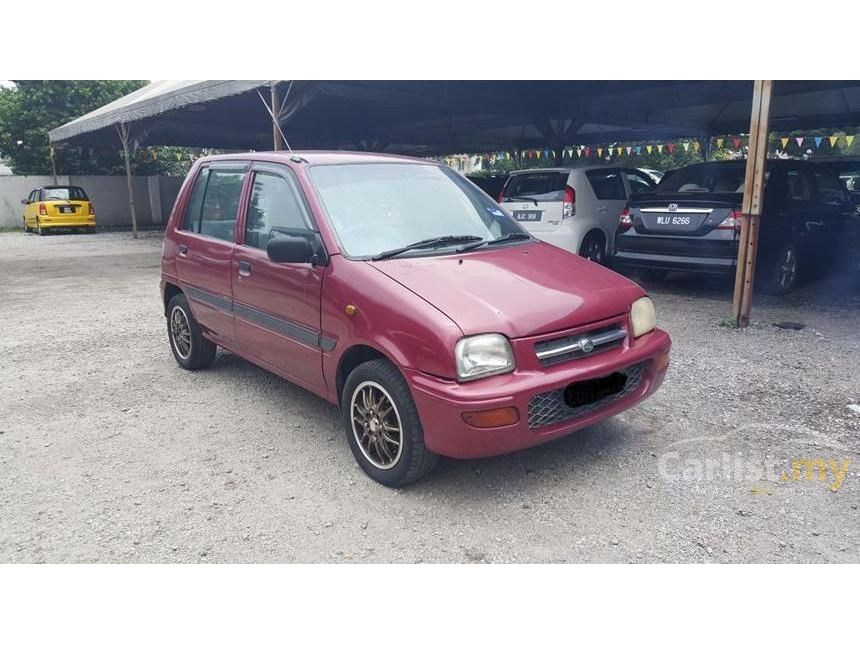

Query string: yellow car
22 185 96 234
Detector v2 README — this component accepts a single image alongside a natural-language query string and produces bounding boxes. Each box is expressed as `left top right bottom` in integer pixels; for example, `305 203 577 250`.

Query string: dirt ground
1 230 858 563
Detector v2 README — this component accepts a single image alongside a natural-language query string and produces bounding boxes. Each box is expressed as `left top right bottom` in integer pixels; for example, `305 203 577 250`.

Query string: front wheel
166 293 217 369
342 359 437 487
757 242 800 295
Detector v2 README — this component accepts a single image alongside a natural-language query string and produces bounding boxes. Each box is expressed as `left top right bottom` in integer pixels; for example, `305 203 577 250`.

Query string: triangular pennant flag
551 150 556 158
544 149 551 159
795 137 804 148
616 146 623 156
521 150 526 158
506 152 511 160
607 147 613 158
716 138 724 149
682 142 690 152
693 141 700 152
667 143 676 154
829 135 839 147
646 145 653 154
846 135 855 147
584 147 591 158
657 144 664 154
576 148 582 158
626 146 632 156
815 136 823 148
528 150 534 159
780 137 790 149
597 147 603 158
732 137 742 149
635 146 642 155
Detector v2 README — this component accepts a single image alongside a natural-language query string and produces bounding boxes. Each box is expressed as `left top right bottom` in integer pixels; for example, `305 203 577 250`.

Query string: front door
174 162 249 346
232 163 326 392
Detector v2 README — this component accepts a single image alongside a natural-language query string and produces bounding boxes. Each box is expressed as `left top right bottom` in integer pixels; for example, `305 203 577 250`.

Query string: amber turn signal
462 406 520 429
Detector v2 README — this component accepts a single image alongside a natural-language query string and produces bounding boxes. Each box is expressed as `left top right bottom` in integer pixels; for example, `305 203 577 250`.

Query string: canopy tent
48 79 860 326
49 80 860 155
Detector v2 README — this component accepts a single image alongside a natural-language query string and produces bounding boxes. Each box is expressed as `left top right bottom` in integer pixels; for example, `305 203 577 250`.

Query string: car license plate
655 215 691 227
563 371 628 408
60 206 73 214
512 211 542 222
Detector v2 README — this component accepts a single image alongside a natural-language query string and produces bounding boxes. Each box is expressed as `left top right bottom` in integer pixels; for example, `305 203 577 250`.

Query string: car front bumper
405 328 671 459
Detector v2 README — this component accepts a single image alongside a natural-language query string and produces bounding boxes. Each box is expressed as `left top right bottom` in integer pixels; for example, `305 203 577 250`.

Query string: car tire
36 220 46 236
166 293 217 370
757 241 800 295
579 231 607 264
341 358 438 487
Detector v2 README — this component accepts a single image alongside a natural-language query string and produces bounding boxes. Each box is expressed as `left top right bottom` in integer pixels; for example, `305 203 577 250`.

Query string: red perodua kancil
161 152 671 486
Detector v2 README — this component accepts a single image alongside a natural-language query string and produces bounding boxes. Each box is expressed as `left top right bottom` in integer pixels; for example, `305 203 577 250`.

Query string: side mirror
20 198 27 205
267 235 313 264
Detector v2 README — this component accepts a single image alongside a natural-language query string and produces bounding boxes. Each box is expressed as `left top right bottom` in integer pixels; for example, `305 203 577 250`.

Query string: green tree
0 81 189 175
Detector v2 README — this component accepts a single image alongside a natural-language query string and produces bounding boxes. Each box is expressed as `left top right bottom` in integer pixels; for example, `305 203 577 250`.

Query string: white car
638 167 664 184
499 166 656 263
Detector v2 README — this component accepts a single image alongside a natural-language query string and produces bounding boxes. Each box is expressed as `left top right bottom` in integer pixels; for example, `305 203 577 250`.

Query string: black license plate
512 211 542 222
564 371 628 408
60 206 73 213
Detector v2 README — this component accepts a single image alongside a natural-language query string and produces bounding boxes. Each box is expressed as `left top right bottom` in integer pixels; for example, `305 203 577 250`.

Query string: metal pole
271 83 282 151
49 145 58 185
117 123 139 240
732 80 773 327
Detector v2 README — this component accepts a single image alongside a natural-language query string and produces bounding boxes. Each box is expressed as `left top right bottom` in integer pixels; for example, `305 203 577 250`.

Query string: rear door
583 168 629 244
231 162 326 392
501 170 569 232
807 165 850 254
174 162 249 346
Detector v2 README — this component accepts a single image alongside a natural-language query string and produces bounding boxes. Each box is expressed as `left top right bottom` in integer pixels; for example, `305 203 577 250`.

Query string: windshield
502 171 568 202
42 186 88 201
658 164 760 194
308 163 526 258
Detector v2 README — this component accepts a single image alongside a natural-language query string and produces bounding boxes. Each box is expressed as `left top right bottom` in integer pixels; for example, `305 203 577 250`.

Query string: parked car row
495 159 859 294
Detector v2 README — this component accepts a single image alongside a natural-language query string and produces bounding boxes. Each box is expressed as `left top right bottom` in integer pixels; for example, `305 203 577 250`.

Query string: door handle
238 260 252 277
177 243 188 256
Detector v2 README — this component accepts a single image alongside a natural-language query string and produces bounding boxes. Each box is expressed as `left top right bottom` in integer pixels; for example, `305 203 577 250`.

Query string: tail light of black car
618 207 632 232
717 209 742 231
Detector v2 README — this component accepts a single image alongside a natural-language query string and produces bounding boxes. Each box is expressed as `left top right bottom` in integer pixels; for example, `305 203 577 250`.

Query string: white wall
0 175 182 229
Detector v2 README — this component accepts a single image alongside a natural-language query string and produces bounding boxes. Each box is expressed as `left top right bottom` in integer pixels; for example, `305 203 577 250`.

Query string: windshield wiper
371 235 483 261
456 232 532 253
504 196 539 206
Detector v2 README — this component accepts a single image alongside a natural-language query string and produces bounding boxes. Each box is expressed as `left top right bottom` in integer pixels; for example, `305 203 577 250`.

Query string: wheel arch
335 344 393 408
163 281 184 316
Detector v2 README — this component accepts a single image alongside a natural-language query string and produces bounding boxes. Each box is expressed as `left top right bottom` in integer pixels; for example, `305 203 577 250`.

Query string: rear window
585 169 626 200
42 186 88 201
503 172 568 202
658 164 748 194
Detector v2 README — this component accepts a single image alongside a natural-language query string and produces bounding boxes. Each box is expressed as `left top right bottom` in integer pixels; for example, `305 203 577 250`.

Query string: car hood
369 241 644 338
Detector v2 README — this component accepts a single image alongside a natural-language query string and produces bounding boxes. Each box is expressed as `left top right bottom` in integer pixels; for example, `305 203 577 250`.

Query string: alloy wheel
169 306 193 360
350 381 403 470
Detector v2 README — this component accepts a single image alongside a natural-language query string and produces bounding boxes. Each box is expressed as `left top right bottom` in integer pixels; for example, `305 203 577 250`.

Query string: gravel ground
1 230 858 563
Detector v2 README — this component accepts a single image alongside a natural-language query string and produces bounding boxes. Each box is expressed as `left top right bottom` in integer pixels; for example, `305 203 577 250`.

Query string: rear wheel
341 358 437 487
579 231 607 264
166 293 217 369
757 242 800 295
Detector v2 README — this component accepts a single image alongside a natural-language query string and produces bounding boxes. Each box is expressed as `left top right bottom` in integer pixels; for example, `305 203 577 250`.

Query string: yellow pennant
829 135 840 147
617 146 623 156
506 152 510 160
657 144 664 153
716 138 724 148
780 137 789 149
597 147 603 157
646 145 653 154
845 135 855 147
693 141 700 152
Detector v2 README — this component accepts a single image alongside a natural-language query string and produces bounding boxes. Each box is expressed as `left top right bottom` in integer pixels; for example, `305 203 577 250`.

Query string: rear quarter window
585 169 626 200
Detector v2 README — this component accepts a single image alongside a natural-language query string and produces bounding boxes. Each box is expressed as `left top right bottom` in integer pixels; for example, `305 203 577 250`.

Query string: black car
467 173 509 200
613 160 855 294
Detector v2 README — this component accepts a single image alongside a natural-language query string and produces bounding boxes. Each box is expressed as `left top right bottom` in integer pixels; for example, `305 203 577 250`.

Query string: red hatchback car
161 151 671 486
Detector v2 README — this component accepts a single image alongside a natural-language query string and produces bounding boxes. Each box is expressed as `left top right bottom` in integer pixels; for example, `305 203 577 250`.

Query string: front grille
527 362 645 429
534 323 625 367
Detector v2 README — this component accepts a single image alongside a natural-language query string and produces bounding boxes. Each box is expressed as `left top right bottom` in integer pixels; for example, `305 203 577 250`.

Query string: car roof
508 165 629 175
195 150 436 167
37 185 86 190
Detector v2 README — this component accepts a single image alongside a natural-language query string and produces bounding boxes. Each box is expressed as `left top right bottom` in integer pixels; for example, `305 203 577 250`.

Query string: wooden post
732 80 773 327
117 122 139 239
271 83 282 151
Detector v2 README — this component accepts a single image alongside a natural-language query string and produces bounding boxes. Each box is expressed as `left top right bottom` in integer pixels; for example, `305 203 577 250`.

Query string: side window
624 170 655 196
27 190 37 204
811 168 845 204
785 170 811 202
181 168 209 232
198 168 247 241
245 172 312 250
586 169 626 200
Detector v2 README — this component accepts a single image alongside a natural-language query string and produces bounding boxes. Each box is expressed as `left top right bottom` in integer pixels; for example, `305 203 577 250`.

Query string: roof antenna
257 85 293 153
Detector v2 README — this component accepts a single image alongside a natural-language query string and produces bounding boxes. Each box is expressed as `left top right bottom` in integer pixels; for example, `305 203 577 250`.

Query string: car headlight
455 333 515 382
630 296 656 337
